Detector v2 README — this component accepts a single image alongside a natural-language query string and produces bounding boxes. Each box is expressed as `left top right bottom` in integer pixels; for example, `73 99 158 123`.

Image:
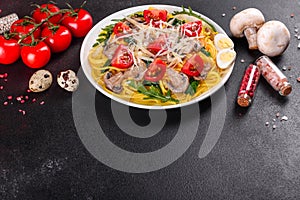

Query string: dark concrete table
1 0 300 199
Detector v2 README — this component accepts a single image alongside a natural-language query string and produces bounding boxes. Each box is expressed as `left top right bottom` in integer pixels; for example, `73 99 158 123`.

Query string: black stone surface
1 0 300 199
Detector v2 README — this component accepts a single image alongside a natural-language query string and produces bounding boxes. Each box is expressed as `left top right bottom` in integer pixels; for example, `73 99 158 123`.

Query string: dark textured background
1 0 300 199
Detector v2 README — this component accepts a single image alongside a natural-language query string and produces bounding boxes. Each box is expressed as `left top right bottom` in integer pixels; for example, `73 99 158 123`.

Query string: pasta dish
87 6 236 106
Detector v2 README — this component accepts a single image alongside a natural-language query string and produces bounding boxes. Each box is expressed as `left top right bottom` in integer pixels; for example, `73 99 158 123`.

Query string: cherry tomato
41 25 72 53
21 41 51 68
32 4 62 25
0 36 21 64
143 9 167 27
180 21 202 37
113 22 131 35
61 8 93 38
111 44 133 69
10 19 41 44
144 58 167 82
181 54 204 77
147 35 167 54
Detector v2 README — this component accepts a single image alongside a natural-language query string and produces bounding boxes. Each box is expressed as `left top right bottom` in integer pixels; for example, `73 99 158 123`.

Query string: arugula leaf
126 80 179 103
93 23 115 47
200 47 211 57
168 17 185 26
132 11 144 18
185 78 199 95
172 6 217 32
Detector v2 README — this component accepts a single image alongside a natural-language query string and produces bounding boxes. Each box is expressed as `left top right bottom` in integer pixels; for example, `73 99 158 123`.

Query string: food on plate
237 64 261 107
255 55 292 96
257 20 290 57
230 8 265 50
88 7 235 106
216 49 236 69
214 33 234 51
57 69 79 92
29 69 53 92
0 13 19 34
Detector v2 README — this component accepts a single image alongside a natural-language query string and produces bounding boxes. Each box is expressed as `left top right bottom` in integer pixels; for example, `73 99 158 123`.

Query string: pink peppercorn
237 64 261 107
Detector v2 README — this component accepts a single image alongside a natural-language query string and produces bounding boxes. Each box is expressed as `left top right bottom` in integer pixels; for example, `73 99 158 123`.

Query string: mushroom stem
244 27 258 50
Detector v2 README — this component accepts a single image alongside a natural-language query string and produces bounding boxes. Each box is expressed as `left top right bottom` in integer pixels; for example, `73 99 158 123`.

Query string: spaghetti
87 7 233 106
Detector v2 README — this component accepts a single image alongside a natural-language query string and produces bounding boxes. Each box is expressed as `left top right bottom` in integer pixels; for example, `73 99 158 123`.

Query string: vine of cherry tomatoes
0 2 93 68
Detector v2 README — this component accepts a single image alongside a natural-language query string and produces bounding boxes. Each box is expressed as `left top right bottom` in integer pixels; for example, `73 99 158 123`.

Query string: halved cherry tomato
111 44 133 69
147 34 167 54
41 24 72 53
143 9 167 27
32 4 62 25
144 58 167 82
181 54 204 77
61 8 93 38
10 19 41 44
0 36 20 64
21 41 51 69
180 21 202 37
113 22 131 35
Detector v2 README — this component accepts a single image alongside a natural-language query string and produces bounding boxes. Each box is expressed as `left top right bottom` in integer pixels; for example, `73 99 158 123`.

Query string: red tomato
21 41 51 68
144 58 167 82
147 35 167 54
10 19 41 44
113 22 131 35
32 4 62 24
180 21 202 37
181 54 204 76
143 9 167 27
0 36 21 64
61 8 93 38
41 25 72 53
111 44 133 69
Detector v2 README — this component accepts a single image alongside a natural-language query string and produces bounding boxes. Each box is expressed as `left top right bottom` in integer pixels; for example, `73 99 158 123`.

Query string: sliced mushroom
257 20 290 57
164 68 189 93
230 8 265 50
104 71 124 93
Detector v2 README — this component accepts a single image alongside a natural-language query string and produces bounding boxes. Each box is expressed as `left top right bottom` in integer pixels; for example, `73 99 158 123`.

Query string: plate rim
80 4 234 110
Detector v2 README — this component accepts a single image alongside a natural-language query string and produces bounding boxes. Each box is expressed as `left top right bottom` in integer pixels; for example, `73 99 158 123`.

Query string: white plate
80 4 234 109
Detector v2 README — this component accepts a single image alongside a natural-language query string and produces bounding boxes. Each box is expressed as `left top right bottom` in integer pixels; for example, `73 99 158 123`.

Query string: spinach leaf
185 78 199 95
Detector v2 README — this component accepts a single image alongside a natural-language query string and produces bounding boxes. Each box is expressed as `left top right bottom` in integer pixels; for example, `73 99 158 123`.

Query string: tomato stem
17 8 70 44
17 1 88 44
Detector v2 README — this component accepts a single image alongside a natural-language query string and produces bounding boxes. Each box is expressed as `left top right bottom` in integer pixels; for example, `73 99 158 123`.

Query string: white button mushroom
230 8 265 50
257 20 291 57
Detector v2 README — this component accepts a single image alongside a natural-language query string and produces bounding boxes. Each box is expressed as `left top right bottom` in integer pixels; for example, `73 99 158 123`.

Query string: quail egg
216 49 236 69
214 33 234 51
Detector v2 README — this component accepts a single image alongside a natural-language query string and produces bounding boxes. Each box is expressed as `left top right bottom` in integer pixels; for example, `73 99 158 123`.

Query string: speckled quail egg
216 49 236 69
214 33 234 51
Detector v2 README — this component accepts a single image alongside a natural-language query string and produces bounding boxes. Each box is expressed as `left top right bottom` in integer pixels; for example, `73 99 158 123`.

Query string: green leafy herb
172 6 217 32
200 47 211 57
168 17 185 26
93 23 115 47
100 59 111 73
132 11 144 18
127 80 179 103
185 78 199 95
